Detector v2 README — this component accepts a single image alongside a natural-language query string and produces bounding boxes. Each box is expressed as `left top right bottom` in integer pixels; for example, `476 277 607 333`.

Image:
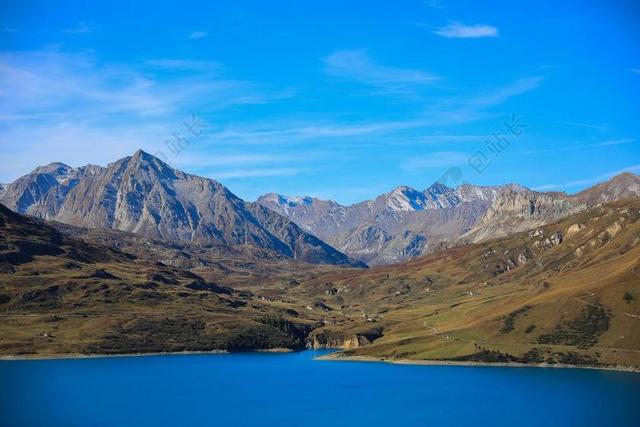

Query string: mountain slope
296 198 640 368
0 203 335 356
0 150 361 267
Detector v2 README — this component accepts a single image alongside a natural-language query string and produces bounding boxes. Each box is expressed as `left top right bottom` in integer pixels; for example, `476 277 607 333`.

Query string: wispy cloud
631 68 640 74
324 49 439 91
62 21 94 34
188 30 207 39
194 76 543 146
1 27 18 33
199 119 446 146
534 164 640 191
0 121 168 182
519 138 636 156
469 77 542 107
424 0 444 9
174 153 287 169
0 49 282 182
144 58 222 72
402 151 468 172
434 22 498 38
213 168 301 179
0 50 270 120
557 120 610 132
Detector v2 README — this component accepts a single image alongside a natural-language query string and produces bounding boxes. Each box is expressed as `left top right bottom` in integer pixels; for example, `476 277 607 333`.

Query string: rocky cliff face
305 328 383 349
461 188 585 243
0 150 361 267
462 174 640 243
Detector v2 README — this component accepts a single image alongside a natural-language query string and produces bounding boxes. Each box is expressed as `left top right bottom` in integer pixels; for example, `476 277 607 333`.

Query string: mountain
462 172 640 243
575 172 640 205
460 187 585 242
0 150 362 267
258 174 640 265
300 198 640 368
0 162 104 219
259 183 505 265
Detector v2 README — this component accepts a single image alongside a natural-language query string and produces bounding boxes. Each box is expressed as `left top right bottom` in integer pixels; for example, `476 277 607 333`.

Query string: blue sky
1 0 639 203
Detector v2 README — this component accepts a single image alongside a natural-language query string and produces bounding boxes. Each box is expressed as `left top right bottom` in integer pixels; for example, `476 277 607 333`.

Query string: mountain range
0 150 362 267
1 150 639 268
258 173 640 265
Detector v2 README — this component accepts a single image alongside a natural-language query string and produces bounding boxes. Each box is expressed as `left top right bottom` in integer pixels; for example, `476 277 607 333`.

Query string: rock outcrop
305 328 383 349
462 174 640 243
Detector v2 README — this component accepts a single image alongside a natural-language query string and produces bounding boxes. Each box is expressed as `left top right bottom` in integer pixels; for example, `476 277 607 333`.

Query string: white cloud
631 68 640 74
324 49 439 90
0 46 545 186
188 31 207 39
434 22 498 38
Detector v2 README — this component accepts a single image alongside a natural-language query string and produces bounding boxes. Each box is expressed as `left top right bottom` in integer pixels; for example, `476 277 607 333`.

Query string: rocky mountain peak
425 182 452 195
32 162 74 177
123 149 179 179
259 193 314 208
575 172 640 205
386 186 428 211
0 150 361 267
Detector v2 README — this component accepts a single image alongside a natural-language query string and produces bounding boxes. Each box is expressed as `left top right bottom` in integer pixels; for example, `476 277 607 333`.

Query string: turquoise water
1 350 639 427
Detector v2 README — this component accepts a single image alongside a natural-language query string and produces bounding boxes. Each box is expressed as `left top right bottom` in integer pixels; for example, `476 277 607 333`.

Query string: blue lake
1 350 639 427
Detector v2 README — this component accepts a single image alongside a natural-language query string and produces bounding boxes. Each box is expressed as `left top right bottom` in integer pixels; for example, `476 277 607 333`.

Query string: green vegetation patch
500 305 533 334
536 303 611 348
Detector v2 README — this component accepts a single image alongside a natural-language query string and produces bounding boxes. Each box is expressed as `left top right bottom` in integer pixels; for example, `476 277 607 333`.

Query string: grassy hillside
0 204 332 356
1 199 638 369
296 198 640 368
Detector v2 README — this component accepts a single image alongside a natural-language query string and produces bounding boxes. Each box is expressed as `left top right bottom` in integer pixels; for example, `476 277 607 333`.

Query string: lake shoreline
0 347 295 361
2 349 638 373
317 353 640 373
